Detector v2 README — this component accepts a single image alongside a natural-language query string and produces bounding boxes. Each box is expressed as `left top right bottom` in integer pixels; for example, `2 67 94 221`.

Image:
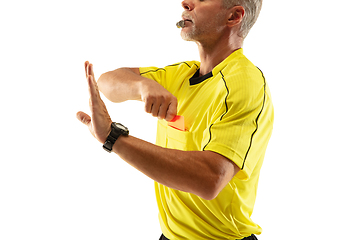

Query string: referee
77 0 273 239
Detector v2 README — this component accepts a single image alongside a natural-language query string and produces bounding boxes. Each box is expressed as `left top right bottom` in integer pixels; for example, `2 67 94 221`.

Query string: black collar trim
189 69 213 86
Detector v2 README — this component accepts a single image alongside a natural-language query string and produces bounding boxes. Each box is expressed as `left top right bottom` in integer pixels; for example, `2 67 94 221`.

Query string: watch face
115 123 127 131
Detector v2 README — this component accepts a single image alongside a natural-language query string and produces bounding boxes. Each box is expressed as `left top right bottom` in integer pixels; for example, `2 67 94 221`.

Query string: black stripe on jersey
140 62 193 76
167 62 192 68
202 70 229 150
241 67 267 170
219 71 229 120
203 123 214 151
140 68 165 75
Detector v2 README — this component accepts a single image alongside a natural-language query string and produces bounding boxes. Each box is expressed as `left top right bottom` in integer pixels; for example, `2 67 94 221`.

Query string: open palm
76 61 112 144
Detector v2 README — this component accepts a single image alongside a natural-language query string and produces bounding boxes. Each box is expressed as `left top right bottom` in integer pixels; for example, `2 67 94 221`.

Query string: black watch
103 122 129 153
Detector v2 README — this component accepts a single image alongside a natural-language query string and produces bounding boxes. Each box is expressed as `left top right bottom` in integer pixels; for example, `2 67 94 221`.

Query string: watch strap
103 122 129 153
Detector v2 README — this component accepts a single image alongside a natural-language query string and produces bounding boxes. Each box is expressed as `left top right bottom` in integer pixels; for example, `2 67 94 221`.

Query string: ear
227 6 245 27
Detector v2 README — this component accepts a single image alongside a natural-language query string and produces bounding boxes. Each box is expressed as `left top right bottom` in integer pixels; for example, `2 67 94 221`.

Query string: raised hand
76 61 112 144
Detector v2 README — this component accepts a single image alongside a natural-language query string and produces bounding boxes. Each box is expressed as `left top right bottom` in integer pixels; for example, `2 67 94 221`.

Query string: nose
181 0 194 11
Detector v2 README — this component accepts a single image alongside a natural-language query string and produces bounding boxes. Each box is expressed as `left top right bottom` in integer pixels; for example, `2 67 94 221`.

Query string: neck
196 33 243 76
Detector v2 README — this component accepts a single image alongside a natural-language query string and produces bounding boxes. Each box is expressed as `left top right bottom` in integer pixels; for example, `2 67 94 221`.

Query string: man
77 0 273 239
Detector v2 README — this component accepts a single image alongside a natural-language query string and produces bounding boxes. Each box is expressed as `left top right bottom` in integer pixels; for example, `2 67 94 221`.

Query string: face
180 0 228 43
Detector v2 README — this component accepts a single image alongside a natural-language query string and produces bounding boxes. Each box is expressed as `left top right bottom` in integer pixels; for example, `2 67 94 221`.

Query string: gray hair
222 0 262 39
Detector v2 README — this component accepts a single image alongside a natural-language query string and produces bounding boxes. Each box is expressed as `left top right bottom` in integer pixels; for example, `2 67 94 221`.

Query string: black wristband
103 122 129 153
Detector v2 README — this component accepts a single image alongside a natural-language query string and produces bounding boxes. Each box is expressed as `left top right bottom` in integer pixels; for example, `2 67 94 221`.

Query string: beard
180 11 226 43
180 24 207 42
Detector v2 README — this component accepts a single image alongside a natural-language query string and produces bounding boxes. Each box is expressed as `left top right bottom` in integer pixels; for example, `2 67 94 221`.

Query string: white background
1 0 359 239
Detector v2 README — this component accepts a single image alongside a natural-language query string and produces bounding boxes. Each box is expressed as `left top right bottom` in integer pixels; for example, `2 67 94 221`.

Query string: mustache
181 12 194 22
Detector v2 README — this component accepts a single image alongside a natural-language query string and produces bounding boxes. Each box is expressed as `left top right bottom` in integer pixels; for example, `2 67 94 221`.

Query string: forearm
97 68 144 103
113 135 235 200
98 67 178 121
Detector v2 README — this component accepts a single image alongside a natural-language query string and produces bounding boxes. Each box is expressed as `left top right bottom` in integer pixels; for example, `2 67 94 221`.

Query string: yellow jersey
139 49 274 240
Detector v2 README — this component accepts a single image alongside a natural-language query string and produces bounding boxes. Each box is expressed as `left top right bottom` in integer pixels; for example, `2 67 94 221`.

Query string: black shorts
159 234 258 240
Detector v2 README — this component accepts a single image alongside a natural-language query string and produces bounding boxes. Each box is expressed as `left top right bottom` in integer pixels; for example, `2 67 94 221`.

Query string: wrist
137 77 147 101
103 122 129 153
102 127 112 145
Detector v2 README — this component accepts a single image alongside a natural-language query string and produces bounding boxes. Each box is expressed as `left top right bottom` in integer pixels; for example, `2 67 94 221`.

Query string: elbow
97 72 106 89
97 73 109 96
200 191 219 201
197 175 225 201
97 72 120 103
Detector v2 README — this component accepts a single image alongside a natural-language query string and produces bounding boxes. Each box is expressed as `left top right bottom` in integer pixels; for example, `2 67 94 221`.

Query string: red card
168 115 185 131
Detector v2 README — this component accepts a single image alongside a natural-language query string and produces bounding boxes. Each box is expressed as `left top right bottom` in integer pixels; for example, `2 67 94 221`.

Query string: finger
144 97 154 114
164 100 178 122
157 101 170 120
85 63 95 81
76 111 91 125
151 101 162 118
84 61 89 77
89 63 95 78
87 62 91 78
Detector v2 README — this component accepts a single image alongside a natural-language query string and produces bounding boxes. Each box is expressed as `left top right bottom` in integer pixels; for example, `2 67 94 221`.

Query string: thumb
76 111 91 126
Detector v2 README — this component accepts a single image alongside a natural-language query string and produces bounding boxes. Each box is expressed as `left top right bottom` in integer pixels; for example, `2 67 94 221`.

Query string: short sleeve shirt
139 49 274 240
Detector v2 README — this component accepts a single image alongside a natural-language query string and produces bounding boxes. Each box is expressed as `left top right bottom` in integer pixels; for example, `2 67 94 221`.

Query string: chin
180 29 197 42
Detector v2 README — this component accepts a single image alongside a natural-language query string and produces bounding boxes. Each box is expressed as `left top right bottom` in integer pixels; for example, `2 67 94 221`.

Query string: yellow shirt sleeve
139 61 199 90
202 66 274 180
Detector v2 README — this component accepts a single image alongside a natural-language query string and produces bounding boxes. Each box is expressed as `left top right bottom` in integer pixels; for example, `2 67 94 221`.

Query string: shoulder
213 50 265 91
223 54 263 82
222 61 264 96
215 55 267 113
166 61 200 69
139 61 200 78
